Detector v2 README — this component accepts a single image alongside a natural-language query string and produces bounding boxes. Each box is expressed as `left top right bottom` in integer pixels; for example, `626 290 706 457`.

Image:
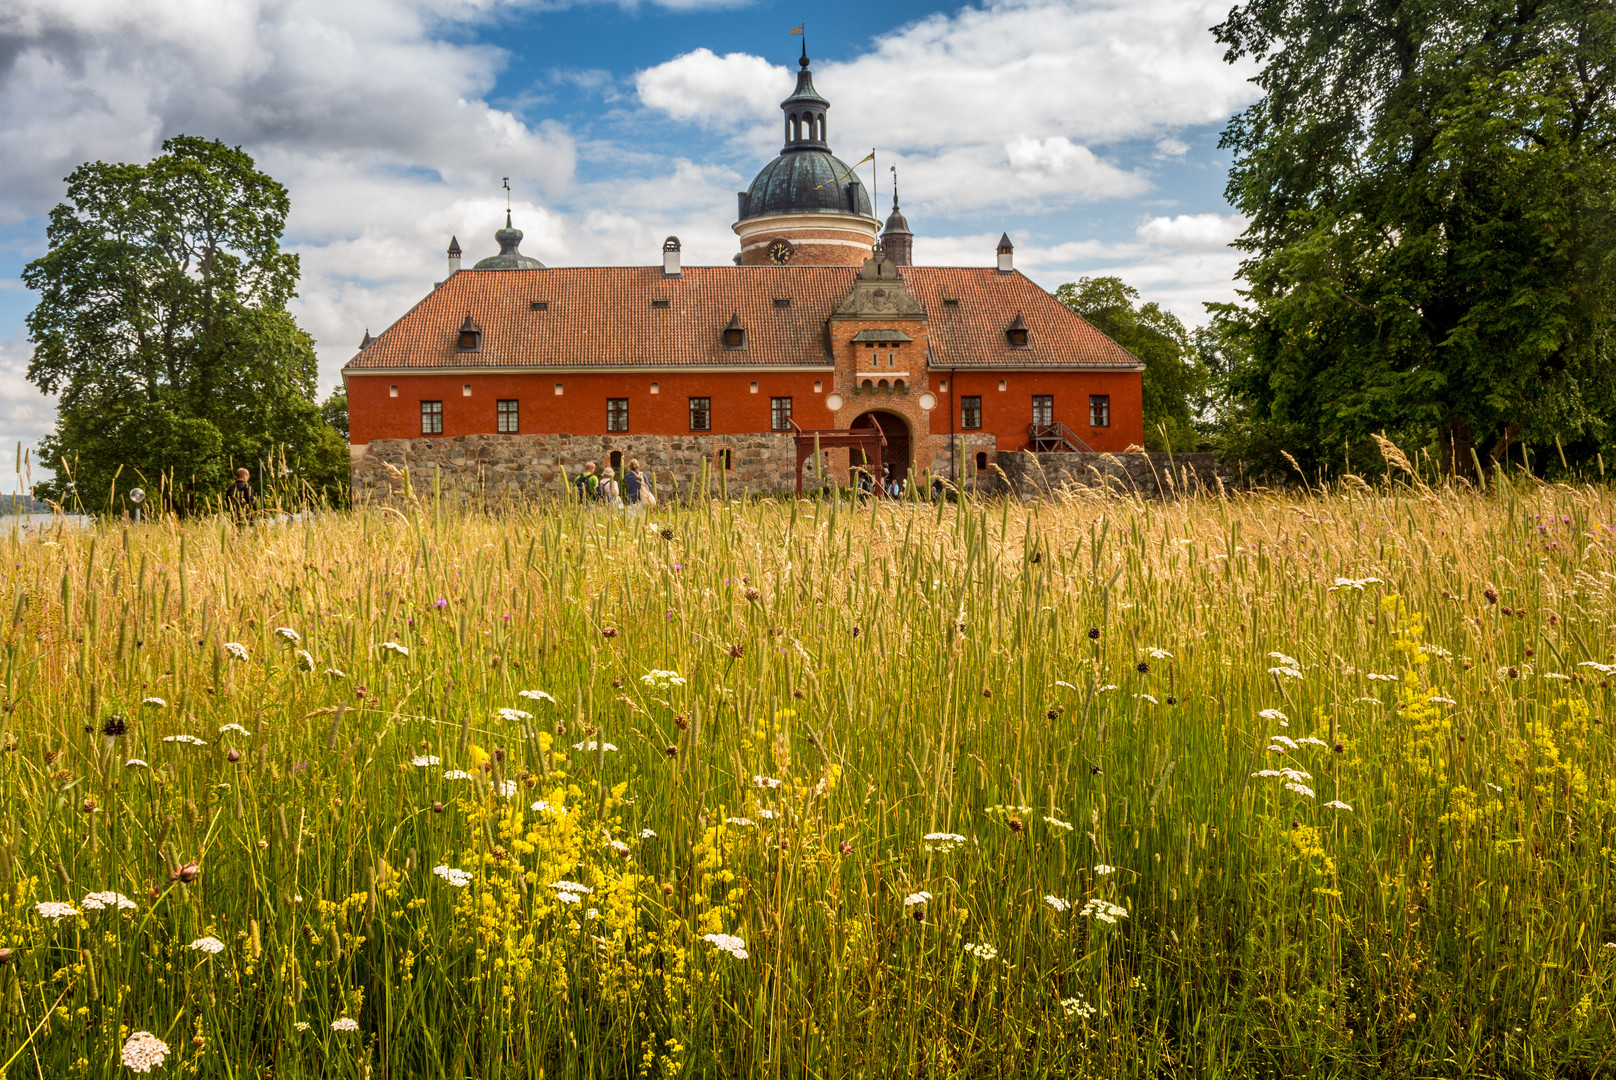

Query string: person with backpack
225 467 258 519
575 461 599 504
623 458 657 514
596 466 621 508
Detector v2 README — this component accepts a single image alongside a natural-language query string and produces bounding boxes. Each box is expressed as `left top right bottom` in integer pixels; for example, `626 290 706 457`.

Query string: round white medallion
825 393 844 411
918 392 937 411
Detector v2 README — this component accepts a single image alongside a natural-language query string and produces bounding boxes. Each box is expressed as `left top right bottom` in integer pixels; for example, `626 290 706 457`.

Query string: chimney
662 236 682 277
447 235 462 276
996 233 1014 273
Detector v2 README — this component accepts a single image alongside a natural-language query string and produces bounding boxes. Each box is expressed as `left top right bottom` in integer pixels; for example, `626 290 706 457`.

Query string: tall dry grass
1 474 1613 1078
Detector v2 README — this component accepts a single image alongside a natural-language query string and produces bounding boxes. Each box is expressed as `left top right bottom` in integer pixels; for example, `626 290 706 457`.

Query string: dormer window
722 313 746 350
457 315 482 351
1006 312 1030 348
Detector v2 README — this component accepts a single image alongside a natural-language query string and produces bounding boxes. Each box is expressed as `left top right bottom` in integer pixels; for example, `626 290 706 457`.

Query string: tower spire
881 163 913 267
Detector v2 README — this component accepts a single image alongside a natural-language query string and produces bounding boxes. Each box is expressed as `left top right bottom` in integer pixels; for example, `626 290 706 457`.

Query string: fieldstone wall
351 433 799 505
983 450 1234 499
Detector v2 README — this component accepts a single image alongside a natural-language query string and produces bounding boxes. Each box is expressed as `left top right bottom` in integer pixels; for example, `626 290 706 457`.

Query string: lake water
0 513 92 532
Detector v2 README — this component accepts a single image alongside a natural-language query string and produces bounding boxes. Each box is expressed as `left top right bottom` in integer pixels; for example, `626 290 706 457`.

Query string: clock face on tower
766 239 795 265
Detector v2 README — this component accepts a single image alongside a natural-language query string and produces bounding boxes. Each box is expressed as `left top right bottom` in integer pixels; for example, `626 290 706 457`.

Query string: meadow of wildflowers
1 474 1614 1078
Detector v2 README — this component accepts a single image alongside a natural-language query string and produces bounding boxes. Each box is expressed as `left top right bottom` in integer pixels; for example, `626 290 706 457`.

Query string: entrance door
851 411 911 489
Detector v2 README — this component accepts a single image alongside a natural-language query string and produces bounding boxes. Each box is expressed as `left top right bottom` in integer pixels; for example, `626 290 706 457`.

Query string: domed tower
472 211 544 270
733 43 879 266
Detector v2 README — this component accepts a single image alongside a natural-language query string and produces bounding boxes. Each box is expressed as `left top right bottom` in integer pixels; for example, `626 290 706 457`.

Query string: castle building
343 45 1144 500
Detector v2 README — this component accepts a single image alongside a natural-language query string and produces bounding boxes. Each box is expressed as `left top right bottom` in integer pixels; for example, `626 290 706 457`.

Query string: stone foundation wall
351 433 799 505
982 450 1234 499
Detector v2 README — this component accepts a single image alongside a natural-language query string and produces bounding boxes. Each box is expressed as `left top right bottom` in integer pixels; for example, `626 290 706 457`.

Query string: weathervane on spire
891 164 899 211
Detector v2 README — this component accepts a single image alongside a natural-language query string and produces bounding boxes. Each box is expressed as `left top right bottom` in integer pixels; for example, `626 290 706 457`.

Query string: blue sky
0 0 1259 479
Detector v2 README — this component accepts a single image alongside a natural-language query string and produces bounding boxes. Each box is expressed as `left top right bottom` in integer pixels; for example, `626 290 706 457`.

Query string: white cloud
634 49 787 128
0 339 55 485
1136 212 1246 251
636 0 1257 214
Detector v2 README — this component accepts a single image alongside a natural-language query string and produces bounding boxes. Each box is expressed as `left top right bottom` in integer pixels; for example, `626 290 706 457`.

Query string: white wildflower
332 1018 359 1032
1542 672 1571 681
702 933 749 959
549 880 593 894
323 667 346 679
1486 782 1504 793
497 707 532 722
1045 815 1074 831
1284 782 1316 799
82 891 136 912
1577 661 1616 674
379 641 409 657
752 775 783 789
34 901 78 920
1093 864 1117 876
121 1031 169 1073
1324 800 1354 811
223 642 249 661
609 840 630 855
1079 898 1128 923
1351 696 1382 705
923 832 968 853
125 758 149 769
904 891 933 907
555 890 582 904
1144 647 1173 659
572 741 618 752
964 942 998 961
189 936 226 954
518 689 557 703
273 627 301 644
411 755 441 767
1054 680 1077 690
295 649 315 671
758 809 777 820
640 670 688 689
432 866 472 888
1268 651 1300 667
1329 577 1382 591
1427 695 1457 705
1044 896 1071 912
294 1021 310 1032
142 697 167 708
1279 768 1313 781
1366 672 1398 682
218 723 250 736
1296 737 1329 748
1250 769 1283 778
1061 996 1097 1020
638 829 657 839
1134 693 1159 705
442 769 472 780
496 780 518 798
726 817 756 827
1097 684 1119 693
1258 708 1288 723
1268 665 1304 680
162 735 206 745
1269 734 1299 750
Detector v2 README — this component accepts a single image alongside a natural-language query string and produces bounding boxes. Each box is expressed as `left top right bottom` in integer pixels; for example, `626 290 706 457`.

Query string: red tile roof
343 266 1142 372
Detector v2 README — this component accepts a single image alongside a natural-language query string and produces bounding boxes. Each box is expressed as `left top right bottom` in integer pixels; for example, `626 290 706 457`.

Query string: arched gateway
850 411 910 484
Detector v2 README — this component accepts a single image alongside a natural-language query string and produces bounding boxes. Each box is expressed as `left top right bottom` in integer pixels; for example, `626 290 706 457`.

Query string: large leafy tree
1057 277 1210 451
1214 0 1616 473
24 135 345 511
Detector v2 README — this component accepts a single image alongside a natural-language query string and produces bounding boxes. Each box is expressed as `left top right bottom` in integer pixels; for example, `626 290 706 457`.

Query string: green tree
1213 0 1616 474
24 135 346 512
1056 276 1209 451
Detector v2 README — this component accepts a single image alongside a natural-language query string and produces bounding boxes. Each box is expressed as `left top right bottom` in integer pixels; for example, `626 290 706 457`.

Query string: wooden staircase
1028 422 1093 453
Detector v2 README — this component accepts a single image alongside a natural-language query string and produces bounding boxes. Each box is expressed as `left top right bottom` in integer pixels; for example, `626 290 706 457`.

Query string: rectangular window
607 398 629 432
420 400 443 435
1089 394 1111 428
771 396 793 431
1032 395 1054 426
960 396 982 430
689 397 711 432
497 399 519 434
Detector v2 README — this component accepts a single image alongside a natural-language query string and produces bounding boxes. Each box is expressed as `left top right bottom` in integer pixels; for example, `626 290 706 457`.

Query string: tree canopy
1213 0 1616 473
24 135 348 511
1057 276 1209 451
